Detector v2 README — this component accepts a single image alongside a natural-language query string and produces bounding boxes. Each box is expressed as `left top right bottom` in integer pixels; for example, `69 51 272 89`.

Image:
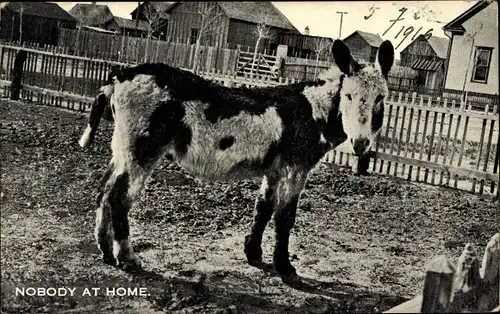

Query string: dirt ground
1 99 498 314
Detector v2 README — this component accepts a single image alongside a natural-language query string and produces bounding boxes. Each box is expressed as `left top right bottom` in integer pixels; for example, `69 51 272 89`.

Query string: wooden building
130 2 174 40
443 0 498 96
342 30 383 63
104 16 149 38
69 3 114 29
160 2 299 53
0 2 77 45
400 35 449 89
278 32 334 59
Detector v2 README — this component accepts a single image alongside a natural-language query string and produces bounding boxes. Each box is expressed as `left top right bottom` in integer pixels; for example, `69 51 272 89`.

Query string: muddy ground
1 99 498 313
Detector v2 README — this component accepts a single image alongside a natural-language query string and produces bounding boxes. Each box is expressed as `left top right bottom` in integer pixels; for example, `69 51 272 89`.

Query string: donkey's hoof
280 271 302 286
244 235 263 266
275 261 297 279
118 255 142 273
102 254 118 266
247 256 264 267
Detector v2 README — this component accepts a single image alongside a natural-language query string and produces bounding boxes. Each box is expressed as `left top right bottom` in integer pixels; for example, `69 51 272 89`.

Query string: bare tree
251 14 273 76
312 37 332 80
17 3 31 43
192 3 224 72
140 2 170 62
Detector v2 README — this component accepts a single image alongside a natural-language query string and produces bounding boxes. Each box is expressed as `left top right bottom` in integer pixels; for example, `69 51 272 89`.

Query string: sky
55 1 478 57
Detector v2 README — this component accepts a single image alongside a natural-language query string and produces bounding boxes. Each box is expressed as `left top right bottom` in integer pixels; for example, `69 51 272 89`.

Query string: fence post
10 49 27 101
421 255 455 312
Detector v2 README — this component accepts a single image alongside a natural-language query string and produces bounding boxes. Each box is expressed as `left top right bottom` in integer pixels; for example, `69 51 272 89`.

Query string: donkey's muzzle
352 138 370 156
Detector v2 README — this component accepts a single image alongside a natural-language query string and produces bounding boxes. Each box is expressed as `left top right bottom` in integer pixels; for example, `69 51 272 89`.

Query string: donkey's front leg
244 175 279 266
273 194 300 279
272 169 307 281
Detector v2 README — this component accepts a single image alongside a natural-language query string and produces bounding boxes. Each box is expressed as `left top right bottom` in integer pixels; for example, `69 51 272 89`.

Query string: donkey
79 39 394 283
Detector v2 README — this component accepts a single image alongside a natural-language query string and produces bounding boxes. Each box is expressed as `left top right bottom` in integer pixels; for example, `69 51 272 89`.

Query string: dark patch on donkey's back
132 99 192 167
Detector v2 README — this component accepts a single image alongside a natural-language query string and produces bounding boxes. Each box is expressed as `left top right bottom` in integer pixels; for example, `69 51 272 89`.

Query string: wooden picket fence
385 233 499 313
56 28 240 73
325 91 499 197
0 43 498 197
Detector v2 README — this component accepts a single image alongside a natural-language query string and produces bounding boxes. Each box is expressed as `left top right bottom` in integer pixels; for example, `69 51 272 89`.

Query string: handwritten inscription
363 3 380 20
366 7 434 50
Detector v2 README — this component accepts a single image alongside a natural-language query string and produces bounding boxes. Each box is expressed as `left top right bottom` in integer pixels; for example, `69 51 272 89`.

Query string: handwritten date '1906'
366 7 433 50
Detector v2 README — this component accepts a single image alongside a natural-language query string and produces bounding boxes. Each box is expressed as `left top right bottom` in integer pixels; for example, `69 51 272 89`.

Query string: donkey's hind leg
95 164 116 265
244 174 279 266
95 157 162 271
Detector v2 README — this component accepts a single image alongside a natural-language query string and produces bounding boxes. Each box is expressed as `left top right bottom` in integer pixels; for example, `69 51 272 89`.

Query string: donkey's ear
376 40 395 78
332 39 360 75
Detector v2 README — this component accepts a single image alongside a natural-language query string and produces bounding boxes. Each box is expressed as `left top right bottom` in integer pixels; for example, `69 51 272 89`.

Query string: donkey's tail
78 84 114 149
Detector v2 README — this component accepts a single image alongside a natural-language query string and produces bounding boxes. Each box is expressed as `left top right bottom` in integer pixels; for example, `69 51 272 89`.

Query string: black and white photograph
0 1 498 313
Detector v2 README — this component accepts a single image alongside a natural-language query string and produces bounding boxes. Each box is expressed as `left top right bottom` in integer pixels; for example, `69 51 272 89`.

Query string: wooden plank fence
385 233 499 313
55 28 239 74
325 91 499 196
1 43 498 197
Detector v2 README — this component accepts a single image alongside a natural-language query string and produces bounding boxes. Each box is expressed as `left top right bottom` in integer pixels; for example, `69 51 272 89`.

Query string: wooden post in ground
421 255 455 313
384 233 499 313
10 49 27 101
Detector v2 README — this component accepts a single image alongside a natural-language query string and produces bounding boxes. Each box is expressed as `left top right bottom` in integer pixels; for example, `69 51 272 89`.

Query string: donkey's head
332 39 394 156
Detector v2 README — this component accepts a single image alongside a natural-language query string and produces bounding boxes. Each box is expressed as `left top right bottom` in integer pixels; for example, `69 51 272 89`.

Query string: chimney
304 26 310 36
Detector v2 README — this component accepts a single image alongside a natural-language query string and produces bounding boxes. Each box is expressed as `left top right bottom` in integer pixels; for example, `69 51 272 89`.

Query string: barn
0 2 77 45
69 3 114 29
278 31 334 59
400 35 450 89
160 2 299 53
342 30 383 63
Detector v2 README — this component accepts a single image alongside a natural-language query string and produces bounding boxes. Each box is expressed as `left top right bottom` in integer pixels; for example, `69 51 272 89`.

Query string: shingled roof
2 2 77 22
165 2 299 32
217 2 299 32
69 4 114 26
443 0 492 34
130 2 175 18
426 36 450 59
344 30 383 47
110 16 149 32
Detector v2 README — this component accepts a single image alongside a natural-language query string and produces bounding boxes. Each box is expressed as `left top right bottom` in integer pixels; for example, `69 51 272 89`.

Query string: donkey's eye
375 94 384 104
346 94 352 101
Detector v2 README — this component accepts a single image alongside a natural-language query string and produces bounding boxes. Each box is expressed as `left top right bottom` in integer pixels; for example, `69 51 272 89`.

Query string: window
471 46 493 83
190 28 199 45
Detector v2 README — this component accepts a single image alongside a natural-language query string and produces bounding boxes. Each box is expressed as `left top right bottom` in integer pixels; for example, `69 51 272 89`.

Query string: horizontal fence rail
1 43 498 197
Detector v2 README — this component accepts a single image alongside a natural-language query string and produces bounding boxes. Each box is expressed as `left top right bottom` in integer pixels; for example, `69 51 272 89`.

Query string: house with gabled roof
399 35 450 89
442 0 498 96
69 3 114 29
130 2 174 40
131 2 175 21
0 2 77 45
154 1 299 53
342 30 384 63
